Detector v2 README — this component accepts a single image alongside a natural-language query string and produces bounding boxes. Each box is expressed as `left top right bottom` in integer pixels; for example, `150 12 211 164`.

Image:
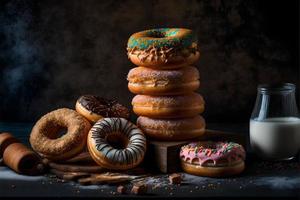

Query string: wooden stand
145 129 246 173
146 140 187 173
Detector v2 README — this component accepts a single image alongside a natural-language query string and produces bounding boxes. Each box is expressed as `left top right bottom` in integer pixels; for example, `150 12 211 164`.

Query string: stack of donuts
127 28 205 141
127 28 246 177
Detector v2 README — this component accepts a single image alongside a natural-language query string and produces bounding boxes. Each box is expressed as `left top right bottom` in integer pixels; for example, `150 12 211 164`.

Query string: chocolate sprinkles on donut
76 95 130 123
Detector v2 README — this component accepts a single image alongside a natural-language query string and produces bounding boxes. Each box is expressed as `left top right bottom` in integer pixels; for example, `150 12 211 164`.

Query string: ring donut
180 141 246 177
127 66 200 95
132 93 205 118
87 118 146 170
75 95 130 123
137 116 205 141
30 108 91 161
127 28 200 69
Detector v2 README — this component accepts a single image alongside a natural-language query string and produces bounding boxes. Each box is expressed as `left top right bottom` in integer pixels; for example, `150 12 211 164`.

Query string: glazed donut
132 93 204 118
127 66 200 95
30 108 91 161
87 118 146 170
180 141 246 177
75 95 130 123
127 28 200 69
137 115 205 141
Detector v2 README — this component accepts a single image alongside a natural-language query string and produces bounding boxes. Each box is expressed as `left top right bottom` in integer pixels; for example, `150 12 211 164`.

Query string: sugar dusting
255 176 300 189
137 175 170 187
182 173 212 184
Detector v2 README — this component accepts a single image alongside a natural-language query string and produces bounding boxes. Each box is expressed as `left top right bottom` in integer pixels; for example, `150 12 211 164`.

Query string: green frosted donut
127 28 197 50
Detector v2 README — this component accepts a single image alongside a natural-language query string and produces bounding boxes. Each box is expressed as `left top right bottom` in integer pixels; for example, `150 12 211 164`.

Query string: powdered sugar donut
132 93 205 118
127 66 200 95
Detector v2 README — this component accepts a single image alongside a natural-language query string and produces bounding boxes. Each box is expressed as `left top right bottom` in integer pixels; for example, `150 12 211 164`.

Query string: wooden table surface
0 122 299 199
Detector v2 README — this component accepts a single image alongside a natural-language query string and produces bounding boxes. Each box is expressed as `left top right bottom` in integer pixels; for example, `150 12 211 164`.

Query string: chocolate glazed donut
76 95 130 123
87 118 146 170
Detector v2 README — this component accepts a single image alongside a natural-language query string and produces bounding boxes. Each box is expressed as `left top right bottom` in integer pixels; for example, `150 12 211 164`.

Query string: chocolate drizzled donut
87 118 146 170
78 95 130 119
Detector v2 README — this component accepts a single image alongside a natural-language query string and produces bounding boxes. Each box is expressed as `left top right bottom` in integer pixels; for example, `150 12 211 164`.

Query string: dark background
0 0 299 123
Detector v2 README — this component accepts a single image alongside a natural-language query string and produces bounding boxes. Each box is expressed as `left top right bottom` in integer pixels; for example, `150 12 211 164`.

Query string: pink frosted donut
180 141 246 177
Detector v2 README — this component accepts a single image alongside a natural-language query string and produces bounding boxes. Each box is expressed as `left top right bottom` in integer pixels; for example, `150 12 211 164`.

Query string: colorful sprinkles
127 28 197 50
180 141 246 166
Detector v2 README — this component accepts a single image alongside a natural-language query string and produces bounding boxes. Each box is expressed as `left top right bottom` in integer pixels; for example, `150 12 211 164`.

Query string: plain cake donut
127 66 200 95
30 108 91 161
137 115 205 141
132 93 205 118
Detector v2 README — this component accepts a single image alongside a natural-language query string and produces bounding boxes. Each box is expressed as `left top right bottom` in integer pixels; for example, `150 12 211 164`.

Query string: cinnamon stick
57 152 95 164
50 169 90 181
3 142 44 175
47 161 105 173
78 174 130 185
0 132 19 156
76 172 146 185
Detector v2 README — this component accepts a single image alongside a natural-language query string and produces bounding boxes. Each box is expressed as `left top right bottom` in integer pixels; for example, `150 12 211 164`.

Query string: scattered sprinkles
128 28 197 50
180 141 246 166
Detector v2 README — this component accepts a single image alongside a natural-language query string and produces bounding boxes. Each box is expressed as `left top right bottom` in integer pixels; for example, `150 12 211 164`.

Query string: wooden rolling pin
0 132 44 175
0 132 18 166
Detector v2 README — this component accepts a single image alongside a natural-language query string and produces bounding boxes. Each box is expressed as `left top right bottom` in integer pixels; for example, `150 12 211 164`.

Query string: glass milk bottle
250 83 300 160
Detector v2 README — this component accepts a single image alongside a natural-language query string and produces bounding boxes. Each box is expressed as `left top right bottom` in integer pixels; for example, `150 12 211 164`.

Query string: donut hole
106 132 128 149
148 31 165 38
56 127 68 138
44 123 68 139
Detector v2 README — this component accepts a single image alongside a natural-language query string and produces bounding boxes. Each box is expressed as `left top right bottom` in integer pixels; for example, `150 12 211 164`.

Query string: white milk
250 117 300 160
